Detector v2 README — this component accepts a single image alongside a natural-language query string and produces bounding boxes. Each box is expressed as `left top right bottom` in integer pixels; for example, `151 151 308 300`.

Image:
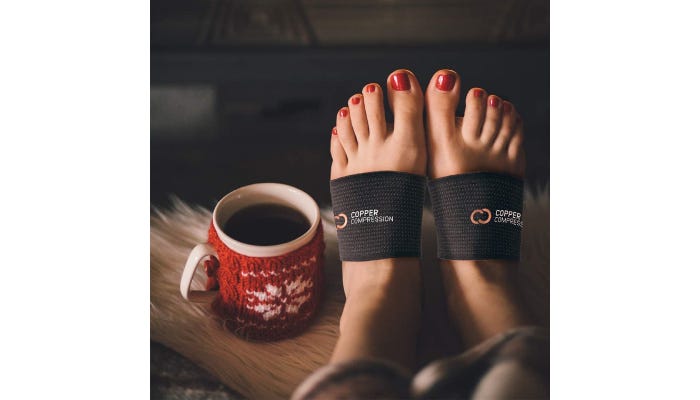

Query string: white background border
551 0 700 397
1 0 699 397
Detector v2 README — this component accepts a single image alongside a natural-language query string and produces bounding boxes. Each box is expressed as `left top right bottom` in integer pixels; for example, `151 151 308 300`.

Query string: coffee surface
223 204 311 246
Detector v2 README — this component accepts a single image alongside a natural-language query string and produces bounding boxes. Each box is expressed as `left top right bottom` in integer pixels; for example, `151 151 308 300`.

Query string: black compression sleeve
330 171 426 261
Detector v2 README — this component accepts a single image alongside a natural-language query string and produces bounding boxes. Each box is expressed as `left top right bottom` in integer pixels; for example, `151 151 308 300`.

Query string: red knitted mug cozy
207 221 325 341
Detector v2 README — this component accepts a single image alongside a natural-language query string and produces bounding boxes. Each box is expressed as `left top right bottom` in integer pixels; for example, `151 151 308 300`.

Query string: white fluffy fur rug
150 188 549 399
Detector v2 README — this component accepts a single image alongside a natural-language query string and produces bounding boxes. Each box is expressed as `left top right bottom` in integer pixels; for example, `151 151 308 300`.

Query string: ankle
342 258 421 299
441 259 532 347
445 259 519 288
339 258 422 335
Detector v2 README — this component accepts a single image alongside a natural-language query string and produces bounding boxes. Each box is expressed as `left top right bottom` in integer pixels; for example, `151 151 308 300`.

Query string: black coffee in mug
223 203 311 246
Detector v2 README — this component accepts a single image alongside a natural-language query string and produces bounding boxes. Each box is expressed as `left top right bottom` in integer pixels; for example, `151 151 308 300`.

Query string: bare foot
424 69 531 348
329 69 425 369
331 71 426 179
425 70 524 179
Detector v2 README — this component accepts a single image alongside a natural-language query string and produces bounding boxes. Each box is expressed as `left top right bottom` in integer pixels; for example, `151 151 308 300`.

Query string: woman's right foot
424 69 532 348
329 69 425 369
330 68 425 298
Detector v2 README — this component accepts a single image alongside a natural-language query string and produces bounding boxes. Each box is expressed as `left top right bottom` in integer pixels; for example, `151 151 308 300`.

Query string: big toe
425 69 461 141
386 69 424 138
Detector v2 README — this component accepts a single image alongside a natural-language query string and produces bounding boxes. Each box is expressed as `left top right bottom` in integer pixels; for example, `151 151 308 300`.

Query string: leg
424 69 532 348
329 69 426 368
440 260 532 349
292 69 427 400
408 71 546 399
331 258 421 367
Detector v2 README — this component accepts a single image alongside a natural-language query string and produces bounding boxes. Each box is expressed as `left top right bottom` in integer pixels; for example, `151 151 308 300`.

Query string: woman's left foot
424 69 524 180
424 69 531 347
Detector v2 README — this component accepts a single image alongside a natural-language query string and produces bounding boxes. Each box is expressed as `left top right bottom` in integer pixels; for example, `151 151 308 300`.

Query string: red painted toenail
436 73 456 91
489 96 501 108
503 102 512 113
331 127 337 135
390 72 411 91
473 89 484 98
366 84 376 93
351 96 361 105
339 108 348 117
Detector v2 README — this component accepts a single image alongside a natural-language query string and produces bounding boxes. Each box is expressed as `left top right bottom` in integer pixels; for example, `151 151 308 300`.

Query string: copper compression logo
335 209 394 230
470 208 492 224
335 213 348 229
470 208 523 228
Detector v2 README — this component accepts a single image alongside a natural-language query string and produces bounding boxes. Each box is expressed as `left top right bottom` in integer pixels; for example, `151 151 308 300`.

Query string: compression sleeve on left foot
330 171 426 261
428 172 524 260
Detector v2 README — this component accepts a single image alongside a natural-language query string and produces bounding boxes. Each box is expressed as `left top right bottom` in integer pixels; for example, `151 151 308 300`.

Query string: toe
348 94 369 142
508 117 525 162
362 83 388 140
330 127 347 163
506 116 526 177
461 88 487 140
478 94 504 145
425 69 461 142
330 128 347 179
492 101 517 153
386 69 424 138
336 106 358 153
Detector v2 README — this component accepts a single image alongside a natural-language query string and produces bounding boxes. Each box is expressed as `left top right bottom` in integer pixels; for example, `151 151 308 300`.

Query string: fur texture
150 188 549 399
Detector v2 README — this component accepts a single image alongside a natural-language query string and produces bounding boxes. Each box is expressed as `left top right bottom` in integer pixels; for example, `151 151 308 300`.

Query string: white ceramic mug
179 183 324 340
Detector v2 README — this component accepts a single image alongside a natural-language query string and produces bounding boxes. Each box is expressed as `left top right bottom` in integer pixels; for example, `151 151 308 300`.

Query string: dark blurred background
151 1 548 397
151 0 549 211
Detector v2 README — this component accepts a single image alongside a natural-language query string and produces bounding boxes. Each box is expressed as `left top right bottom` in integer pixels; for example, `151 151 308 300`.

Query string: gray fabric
150 342 244 399
293 326 549 400
291 359 412 400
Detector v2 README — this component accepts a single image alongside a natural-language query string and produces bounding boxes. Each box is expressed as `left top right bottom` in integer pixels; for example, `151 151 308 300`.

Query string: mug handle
180 243 219 303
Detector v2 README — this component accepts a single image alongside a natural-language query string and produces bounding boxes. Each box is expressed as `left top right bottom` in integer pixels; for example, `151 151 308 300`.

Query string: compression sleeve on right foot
330 171 426 261
428 172 523 260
